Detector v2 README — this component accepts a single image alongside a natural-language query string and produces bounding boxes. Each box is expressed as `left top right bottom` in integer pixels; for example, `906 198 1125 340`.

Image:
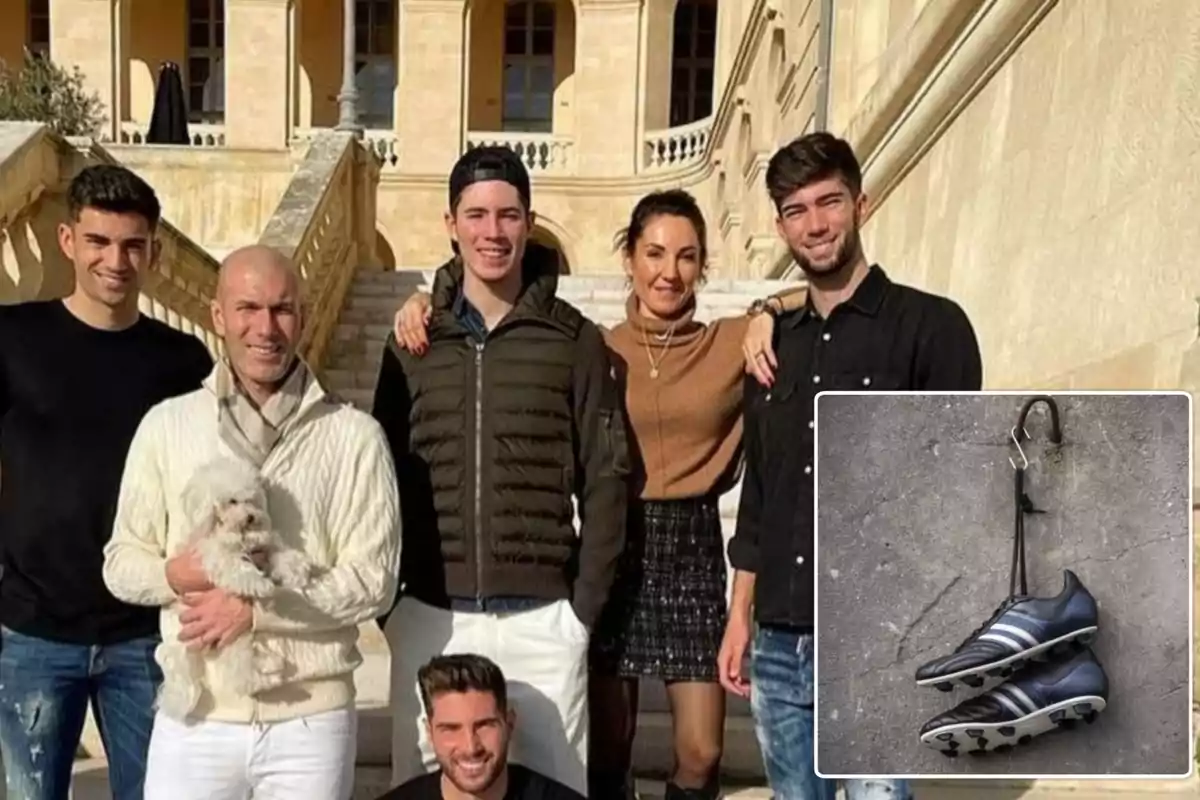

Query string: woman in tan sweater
586 190 802 800
388 189 804 800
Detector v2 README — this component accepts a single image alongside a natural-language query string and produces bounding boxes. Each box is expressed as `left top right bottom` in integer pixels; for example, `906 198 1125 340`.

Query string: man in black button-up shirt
717 133 982 800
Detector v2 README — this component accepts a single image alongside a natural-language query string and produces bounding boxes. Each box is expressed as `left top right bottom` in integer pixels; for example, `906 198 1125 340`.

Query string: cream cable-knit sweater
102 371 401 724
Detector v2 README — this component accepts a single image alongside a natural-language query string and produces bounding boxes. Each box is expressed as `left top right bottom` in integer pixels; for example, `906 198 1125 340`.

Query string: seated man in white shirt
102 244 402 799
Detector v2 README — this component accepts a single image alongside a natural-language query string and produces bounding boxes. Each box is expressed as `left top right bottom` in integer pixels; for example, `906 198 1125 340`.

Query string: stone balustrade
643 116 713 172
465 131 574 174
117 121 227 148
294 128 401 171
0 123 225 336
259 131 378 372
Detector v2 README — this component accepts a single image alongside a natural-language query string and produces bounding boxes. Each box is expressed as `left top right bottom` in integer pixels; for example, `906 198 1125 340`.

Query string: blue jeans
751 626 911 800
0 625 162 800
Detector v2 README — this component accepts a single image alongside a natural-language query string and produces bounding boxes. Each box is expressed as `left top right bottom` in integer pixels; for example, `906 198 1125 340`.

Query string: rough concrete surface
814 393 1192 777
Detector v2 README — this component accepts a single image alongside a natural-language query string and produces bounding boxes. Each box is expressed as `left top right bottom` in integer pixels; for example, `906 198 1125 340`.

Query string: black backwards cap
448 146 532 211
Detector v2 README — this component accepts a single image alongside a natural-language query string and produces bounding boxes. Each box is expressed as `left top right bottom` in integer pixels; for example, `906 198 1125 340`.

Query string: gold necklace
642 323 676 379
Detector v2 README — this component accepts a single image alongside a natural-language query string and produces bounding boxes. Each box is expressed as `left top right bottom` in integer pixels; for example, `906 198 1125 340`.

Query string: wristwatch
747 297 781 317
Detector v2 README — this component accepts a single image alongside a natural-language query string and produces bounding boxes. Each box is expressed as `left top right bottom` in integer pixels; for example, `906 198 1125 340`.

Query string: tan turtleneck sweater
603 293 750 501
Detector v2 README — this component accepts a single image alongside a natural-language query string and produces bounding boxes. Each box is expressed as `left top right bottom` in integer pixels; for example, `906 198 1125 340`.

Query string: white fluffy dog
156 456 314 720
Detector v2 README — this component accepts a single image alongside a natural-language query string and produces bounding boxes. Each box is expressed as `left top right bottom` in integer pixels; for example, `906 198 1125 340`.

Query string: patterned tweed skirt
590 495 728 682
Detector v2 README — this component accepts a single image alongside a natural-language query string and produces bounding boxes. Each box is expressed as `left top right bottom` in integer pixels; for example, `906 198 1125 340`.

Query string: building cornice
854 0 1060 216
705 0 779 164
378 159 717 197
768 0 1059 277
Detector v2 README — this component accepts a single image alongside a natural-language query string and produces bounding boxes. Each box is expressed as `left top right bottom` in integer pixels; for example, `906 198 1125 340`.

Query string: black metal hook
1008 395 1063 470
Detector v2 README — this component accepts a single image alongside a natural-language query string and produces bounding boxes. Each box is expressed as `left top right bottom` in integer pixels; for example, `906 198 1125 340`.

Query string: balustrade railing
642 116 713 172
294 128 399 170
118 121 227 147
465 132 573 174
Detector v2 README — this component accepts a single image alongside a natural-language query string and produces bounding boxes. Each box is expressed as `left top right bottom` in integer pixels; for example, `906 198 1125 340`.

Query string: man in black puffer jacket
372 146 630 796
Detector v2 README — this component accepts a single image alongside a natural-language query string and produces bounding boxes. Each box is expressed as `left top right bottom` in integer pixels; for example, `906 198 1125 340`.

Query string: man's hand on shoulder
177 589 252 649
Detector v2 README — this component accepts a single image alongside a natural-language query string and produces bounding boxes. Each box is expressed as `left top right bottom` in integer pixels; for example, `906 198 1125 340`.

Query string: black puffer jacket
371 245 630 628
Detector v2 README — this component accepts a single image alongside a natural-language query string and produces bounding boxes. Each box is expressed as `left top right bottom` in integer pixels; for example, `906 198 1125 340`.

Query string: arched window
670 0 716 127
354 0 396 127
503 0 555 133
187 0 225 122
27 0 50 57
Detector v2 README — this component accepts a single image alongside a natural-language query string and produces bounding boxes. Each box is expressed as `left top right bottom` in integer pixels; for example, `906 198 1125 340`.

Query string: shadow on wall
531 225 571 274
0 194 74 305
376 229 397 270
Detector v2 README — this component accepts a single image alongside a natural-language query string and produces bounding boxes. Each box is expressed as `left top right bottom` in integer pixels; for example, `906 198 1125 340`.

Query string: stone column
335 0 363 133
573 0 642 175
48 0 130 141
640 0 674 133
224 0 293 149
394 0 468 172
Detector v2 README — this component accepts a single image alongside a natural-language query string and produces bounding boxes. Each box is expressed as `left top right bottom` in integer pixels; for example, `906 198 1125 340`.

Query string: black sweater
0 300 212 645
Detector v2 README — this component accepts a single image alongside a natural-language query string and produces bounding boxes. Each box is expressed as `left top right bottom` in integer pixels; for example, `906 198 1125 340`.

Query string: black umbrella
146 61 190 145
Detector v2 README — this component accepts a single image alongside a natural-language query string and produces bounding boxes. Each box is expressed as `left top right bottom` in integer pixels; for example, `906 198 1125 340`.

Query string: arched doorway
531 226 571 274
375 229 397 270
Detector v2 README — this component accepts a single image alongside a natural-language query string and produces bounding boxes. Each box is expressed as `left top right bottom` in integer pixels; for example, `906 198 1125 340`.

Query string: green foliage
0 49 105 137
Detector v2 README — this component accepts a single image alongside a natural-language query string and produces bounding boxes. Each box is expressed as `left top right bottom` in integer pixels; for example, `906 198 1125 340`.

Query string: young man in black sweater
0 165 212 800
378 654 584 800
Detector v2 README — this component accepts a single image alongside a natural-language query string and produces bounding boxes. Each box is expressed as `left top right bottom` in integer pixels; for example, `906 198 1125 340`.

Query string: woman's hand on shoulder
393 291 433 356
742 313 777 387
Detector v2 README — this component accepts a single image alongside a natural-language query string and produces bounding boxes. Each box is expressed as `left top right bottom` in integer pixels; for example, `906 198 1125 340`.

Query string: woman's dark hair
613 189 709 275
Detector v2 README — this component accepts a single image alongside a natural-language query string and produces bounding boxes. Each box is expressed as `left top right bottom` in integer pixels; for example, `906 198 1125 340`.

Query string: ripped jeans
0 625 162 800
751 626 911 800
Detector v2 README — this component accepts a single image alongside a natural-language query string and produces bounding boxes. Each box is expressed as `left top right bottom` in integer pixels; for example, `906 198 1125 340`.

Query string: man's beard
442 749 507 794
791 224 862 282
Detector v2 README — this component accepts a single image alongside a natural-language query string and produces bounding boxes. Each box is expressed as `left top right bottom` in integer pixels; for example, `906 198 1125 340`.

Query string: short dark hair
67 164 162 229
765 132 863 212
418 654 508 718
448 145 532 214
614 188 709 276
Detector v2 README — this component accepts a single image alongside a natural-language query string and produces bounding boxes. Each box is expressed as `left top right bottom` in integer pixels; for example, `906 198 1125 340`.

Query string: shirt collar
452 289 488 339
785 264 891 328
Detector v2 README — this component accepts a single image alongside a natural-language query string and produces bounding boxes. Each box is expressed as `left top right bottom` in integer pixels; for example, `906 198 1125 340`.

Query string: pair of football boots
914 569 1108 756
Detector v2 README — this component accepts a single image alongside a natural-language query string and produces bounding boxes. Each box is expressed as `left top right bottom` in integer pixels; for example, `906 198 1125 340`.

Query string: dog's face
184 458 273 550
213 489 270 534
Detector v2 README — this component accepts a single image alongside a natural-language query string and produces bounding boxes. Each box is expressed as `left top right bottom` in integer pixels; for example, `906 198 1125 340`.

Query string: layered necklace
642 322 678 379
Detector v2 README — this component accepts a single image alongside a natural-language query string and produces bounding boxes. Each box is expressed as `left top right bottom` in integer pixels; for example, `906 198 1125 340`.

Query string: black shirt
378 764 585 800
0 300 213 644
729 266 982 628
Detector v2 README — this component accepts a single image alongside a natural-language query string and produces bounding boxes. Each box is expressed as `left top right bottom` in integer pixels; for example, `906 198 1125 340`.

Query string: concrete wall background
813 393 1192 777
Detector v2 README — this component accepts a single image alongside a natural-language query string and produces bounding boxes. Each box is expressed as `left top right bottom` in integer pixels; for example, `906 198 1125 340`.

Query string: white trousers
142 707 358 800
385 597 590 795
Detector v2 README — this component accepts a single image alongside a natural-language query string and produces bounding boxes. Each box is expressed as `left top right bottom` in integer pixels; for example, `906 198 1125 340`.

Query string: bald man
103 245 402 799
